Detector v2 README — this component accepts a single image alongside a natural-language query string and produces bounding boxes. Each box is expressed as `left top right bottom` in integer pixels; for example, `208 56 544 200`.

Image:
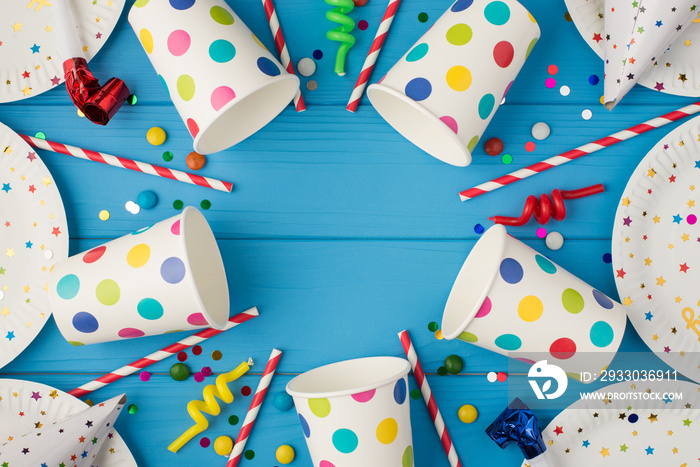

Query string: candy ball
297 57 317 77
531 122 550 140
170 362 190 381
146 127 166 146
444 355 463 374
186 151 206 170
214 436 233 456
137 190 158 209
276 445 295 464
458 404 478 423
546 231 564 250
484 137 503 156
274 391 294 412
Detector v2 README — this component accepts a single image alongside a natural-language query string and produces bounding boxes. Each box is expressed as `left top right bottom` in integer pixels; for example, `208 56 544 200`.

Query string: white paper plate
0 122 68 369
565 0 700 97
0 0 126 103
522 380 699 466
612 115 700 383
0 378 136 466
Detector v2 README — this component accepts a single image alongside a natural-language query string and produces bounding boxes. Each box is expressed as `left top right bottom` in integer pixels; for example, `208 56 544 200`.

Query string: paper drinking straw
226 348 282 467
68 308 258 398
262 0 306 112
398 330 462 467
459 100 700 201
346 0 401 113
19 134 233 193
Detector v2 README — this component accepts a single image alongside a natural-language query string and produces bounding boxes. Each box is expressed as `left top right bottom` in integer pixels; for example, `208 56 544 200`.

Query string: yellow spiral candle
168 360 251 453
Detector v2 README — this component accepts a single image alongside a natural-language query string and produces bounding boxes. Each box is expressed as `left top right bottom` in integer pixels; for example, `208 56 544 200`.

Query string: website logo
528 360 568 400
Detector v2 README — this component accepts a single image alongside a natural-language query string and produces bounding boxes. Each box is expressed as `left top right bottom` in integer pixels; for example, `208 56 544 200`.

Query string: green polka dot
162 151 173 162
457 331 478 343
95 279 120 306
484 1 511 25
501 153 513 164
200 199 211 210
402 445 413 467
467 135 479 152
535 254 557 274
176 74 195 101
526 38 538 59
437 366 447 376
427 321 439 332
173 200 184 210
133 0 150 6
244 450 255 460
210 5 234 25
406 43 429 62
410 389 421 400
69 341 85 346
228 415 239 425
418 12 428 22
446 24 472 46
308 398 331 418
562 288 584 314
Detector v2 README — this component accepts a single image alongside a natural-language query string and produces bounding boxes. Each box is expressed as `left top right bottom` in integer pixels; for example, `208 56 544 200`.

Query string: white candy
546 231 564 250
531 122 550 140
559 85 570 96
297 57 316 77
487 371 497 383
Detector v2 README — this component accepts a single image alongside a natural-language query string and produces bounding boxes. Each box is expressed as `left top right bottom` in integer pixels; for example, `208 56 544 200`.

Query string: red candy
484 137 504 156
353 0 368 5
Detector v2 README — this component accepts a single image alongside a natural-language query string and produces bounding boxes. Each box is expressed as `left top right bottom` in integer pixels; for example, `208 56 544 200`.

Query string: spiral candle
325 0 356 76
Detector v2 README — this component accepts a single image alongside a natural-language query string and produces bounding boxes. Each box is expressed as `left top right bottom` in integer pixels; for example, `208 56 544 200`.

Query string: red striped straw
227 348 282 467
20 134 233 193
262 0 305 112
346 0 401 113
459 100 700 201
68 308 258 398
398 330 462 467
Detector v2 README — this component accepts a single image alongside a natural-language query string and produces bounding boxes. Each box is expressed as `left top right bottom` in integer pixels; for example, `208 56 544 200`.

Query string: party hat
0 394 126 467
603 0 698 109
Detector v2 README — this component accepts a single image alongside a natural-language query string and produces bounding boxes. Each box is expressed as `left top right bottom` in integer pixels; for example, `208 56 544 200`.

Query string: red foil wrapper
63 57 130 125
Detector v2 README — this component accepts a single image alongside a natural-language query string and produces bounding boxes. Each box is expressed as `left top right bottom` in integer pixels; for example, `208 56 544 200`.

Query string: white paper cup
49 206 229 345
441 225 627 379
367 0 540 166
287 357 414 467
128 0 299 154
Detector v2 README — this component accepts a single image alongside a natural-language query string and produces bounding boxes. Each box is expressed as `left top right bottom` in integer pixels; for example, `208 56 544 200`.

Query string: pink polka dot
187 312 208 326
545 78 556 88
171 219 181 235
687 214 697 225
194 372 204 382
186 118 199 138
525 141 535 152
440 115 458 134
83 245 107 263
118 328 146 338
550 337 576 360
515 357 537 365
140 371 151 382
167 29 191 56
502 80 513 99
358 20 368 30
210 86 236 111
199 437 210 447
536 227 547 238
320 462 336 467
351 389 376 402
475 297 492 318
493 41 514 68
201 366 212 377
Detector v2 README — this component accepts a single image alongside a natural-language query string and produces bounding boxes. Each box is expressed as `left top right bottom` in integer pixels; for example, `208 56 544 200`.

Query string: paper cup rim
441 224 507 340
367 83 472 167
286 356 411 399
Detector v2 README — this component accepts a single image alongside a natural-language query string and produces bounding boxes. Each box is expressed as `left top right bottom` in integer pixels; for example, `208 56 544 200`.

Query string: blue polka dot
72 312 99 333
405 77 432 101
628 414 638 423
499 258 523 284
602 253 612 263
209 39 236 63
535 255 557 274
406 43 429 62
484 1 510 25
56 274 80 300
131 225 153 235
474 223 485 234
137 298 164 320
158 75 169 96
393 378 407 404
478 94 495 120
313 49 323 60
494 333 522 351
161 257 186 284
592 290 614 309
451 0 474 12
590 321 614 347
332 428 358 453
589 75 600 85
299 413 310 438
257 57 280 76
169 0 195 10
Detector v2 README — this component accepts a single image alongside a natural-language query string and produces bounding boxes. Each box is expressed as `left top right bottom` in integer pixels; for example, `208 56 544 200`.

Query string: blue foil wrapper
485 397 546 460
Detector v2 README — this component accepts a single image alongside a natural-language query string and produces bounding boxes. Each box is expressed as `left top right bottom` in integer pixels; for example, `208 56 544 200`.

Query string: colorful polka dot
210 5 235 24
561 288 584 314
592 290 614 309
535 254 557 274
536 227 547 238
628 414 638 423
56 274 80 299
549 337 576 359
187 313 208 326
517 295 543 322
525 38 537 59
406 43 429 62
493 41 514 68
588 74 600 85
467 135 479 153
376 418 398 444
320 461 335 467
257 57 280 76
127 243 150 268
417 12 429 22
394 378 407 404
313 49 323 60
451 0 473 11
170 0 195 10
167 30 190 56
547 64 558 75
545 77 556 88
402 446 413 467
186 118 199 137
211 86 236 111
446 66 471 92
299 414 311 437
83 246 106 264
446 24 472 46
478 94 495 119
72 311 99 333
589 321 614 347
500 258 523 284
332 429 358 453
158 74 169 95
475 297 491 318
351 389 375 403
118 327 146 338
137 298 164 320
139 29 153 54
484 1 510 25
177 74 196 101
192 345 202 355
440 116 458 134
133 0 150 6
525 141 535 152
687 214 697 224
209 39 236 63
308 398 331 418
161 257 186 284
405 77 431 101
494 333 522 351
171 219 181 235
96 279 120 306
457 331 478 342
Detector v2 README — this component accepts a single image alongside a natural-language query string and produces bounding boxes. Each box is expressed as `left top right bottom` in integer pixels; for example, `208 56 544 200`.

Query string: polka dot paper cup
367 0 540 166
441 225 627 380
128 0 299 154
286 357 414 467
49 207 229 345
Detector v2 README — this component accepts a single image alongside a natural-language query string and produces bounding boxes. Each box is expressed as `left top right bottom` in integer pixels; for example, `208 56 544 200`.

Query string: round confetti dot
125 201 140 214
428 321 439 332
72 311 99 333
418 12 428 22
487 371 497 382
458 404 477 423
177 351 187 362
446 24 473 46
35 131 46 140
546 231 564 250
493 41 514 68
214 436 233 456
452 0 474 11
560 85 570 96
162 151 174 162
484 137 503 156
199 437 211 448
333 429 358 453
146 127 166 145
167 29 191 56
313 49 323 60
194 372 204 382
564 11 572 21
484 1 510 25
192 345 202 355
241 386 252 397
525 141 536 152
170 362 190 381
435 329 444 340
376 418 398 444
437 366 448 376
137 190 158 209
588 74 600 85
127 94 138 105
531 122 550 140
297 57 316 77
496 371 507 382
99 210 110 221
628 414 638 423
602 253 612 263
210 5 234 24
518 295 543 322
545 77 556 88
394 378 407 404
474 223 485 234
209 39 236 63
590 320 614 347
535 227 547 238
201 367 212 377
495 334 522 351
200 199 211 210
581 109 592 120
549 337 576 359
501 153 512 164
687 214 697 224
212 350 222 360
229 415 239 425
85 399 94 407
95 279 120 306
358 19 368 30
307 80 318 91
44 249 54 260
173 200 184 210
444 355 463 374
276 445 295 464
500 258 523 284
274 391 294 411
599 95 604 105
446 66 472 92
244 450 255 460
410 389 421 400
475 297 492 318
405 77 432 101
547 64 558 75
127 404 138 414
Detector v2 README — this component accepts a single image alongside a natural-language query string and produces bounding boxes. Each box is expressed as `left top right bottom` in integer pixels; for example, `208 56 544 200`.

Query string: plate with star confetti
0 122 68 369
521 380 699 466
0 0 126 103
612 115 700 384
0 379 136 466
565 0 700 97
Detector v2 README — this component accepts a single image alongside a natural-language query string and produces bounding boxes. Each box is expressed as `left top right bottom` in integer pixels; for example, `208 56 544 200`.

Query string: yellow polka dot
139 28 153 54
308 398 331 418
251 33 268 52
599 95 605 105
517 295 543 322
446 66 471 92
528 11 537 23
98 210 110 221
376 418 398 444
127 244 151 268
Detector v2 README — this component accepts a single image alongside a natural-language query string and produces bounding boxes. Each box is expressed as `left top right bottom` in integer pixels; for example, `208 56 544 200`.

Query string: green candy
444 355 463 375
170 362 190 381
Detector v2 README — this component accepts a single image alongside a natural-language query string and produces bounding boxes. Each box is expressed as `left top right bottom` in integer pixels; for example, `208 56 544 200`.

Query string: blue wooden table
1 0 694 465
